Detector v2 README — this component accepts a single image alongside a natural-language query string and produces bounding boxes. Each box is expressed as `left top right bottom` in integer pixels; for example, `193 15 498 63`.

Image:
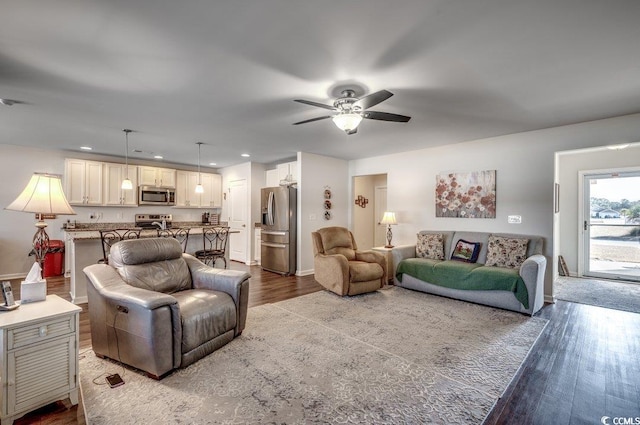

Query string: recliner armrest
84 264 178 310
314 253 349 296
355 250 386 278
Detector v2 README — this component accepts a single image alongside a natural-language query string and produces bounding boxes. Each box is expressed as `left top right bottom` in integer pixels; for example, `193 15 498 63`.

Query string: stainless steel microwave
138 186 176 206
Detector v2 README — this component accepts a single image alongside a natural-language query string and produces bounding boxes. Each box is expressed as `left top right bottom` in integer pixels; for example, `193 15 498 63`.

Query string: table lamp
380 211 397 248
5 173 76 276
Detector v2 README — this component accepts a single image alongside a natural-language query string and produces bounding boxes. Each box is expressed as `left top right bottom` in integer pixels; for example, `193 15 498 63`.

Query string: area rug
80 287 548 424
555 276 640 314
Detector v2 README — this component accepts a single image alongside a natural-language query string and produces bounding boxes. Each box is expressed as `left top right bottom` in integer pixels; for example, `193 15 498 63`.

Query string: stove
135 214 173 229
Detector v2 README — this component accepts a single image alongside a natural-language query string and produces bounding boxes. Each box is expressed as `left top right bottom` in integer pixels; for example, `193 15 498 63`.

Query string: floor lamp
5 173 76 277
380 211 397 248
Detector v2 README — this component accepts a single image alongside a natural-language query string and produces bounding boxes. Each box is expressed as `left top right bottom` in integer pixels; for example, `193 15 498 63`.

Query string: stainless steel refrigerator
261 186 297 275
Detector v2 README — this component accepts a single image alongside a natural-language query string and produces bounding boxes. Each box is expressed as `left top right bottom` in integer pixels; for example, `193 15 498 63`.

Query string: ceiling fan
293 89 411 135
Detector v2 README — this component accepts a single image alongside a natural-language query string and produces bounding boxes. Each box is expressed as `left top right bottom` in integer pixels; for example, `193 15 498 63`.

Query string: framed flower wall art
435 170 496 218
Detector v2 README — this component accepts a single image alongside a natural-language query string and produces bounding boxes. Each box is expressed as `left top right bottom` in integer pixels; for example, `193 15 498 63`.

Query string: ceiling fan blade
293 115 333 125
363 111 411 122
293 99 336 111
353 90 394 110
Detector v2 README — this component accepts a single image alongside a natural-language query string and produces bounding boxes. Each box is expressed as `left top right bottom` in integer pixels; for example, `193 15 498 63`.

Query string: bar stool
98 229 141 264
195 227 230 268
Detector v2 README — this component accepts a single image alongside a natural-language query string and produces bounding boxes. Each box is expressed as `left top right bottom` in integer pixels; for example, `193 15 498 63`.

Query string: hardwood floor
9 267 640 424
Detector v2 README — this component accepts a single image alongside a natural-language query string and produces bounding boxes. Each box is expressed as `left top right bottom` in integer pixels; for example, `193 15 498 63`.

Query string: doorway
581 170 640 282
228 178 248 263
352 174 387 250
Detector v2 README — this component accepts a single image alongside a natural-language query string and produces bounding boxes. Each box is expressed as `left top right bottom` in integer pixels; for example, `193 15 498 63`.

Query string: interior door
228 179 248 263
582 170 640 282
374 186 388 247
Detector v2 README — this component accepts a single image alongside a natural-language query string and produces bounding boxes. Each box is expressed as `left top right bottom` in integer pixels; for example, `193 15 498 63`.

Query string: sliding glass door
583 170 640 282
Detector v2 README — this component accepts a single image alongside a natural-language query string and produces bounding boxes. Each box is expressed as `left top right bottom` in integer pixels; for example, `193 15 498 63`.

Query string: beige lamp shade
6 173 76 215
380 211 397 225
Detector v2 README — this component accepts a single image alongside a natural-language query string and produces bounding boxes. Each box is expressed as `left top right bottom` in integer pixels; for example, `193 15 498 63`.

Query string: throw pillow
416 233 445 260
485 236 529 269
450 239 481 263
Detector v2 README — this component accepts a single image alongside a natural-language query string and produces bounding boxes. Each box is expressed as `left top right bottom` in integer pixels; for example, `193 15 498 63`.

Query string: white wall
350 113 640 298
0 144 220 278
298 152 349 274
557 144 640 275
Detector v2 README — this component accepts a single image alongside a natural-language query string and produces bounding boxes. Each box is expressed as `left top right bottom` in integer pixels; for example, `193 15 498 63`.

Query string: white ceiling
1 0 639 168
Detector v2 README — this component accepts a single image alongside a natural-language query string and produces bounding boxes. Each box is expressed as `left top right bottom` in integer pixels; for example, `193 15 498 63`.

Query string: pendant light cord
123 129 132 179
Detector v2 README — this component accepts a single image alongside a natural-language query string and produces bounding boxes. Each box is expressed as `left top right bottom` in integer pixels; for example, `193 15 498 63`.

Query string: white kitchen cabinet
175 171 199 207
138 166 176 188
175 171 222 208
104 163 138 206
64 159 103 205
201 173 222 208
0 295 81 425
276 161 297 184
265 169 279 187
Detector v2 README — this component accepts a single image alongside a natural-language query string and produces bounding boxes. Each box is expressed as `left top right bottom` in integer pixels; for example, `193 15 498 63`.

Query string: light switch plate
508 215 522 224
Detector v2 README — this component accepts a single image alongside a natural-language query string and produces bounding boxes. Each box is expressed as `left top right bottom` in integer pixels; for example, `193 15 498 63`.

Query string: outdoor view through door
584 170 640 282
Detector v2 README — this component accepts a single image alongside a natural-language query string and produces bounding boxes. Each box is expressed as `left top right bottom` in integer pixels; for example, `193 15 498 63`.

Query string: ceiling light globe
332 113 362 132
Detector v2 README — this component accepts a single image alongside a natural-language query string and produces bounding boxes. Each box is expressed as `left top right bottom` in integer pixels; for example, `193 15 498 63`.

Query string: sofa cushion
485 236 529 269
173 289 237 354
317 227 356 261
111 238 192 293
451 239 481 263
349 261 383 282
416 233 445 260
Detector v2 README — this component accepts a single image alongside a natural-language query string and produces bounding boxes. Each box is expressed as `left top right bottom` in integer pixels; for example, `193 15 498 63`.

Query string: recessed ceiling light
607 144 630 150
209 162 217 166
241 153 250 157
154 155 163 159
80 146 92 150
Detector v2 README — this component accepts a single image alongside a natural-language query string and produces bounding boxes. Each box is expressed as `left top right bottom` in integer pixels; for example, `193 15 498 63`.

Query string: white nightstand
372 246 394 285
0 295 81 425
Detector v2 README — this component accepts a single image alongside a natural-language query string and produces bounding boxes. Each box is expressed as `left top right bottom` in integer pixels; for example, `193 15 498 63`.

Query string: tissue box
20 280 47 303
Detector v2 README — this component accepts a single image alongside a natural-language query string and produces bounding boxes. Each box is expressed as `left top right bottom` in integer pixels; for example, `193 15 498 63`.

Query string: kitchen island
64 223 233 304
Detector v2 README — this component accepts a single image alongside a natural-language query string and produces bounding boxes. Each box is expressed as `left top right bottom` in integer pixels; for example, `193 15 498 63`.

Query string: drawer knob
39 326 48 337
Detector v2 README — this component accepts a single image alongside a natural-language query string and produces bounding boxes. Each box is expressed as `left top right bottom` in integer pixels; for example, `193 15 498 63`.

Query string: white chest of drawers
0 295 81 425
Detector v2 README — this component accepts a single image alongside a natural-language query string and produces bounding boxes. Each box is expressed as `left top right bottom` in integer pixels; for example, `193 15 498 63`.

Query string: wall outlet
90 212 103 220
309 214 317 221
508 215 522 224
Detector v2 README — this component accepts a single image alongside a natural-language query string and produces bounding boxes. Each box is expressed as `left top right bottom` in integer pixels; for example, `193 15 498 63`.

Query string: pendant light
195 142 204 194
121 129 133 190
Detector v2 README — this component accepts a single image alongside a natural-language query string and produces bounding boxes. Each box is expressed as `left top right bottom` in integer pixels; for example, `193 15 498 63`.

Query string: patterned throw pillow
416 233 445 260
450 239 481 263
485 236 529 269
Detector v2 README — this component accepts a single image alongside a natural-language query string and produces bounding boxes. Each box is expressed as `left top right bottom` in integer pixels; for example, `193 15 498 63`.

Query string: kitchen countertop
64 222 233 241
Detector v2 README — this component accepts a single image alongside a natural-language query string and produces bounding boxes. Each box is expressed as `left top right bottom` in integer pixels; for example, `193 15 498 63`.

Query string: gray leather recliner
83 237 250 379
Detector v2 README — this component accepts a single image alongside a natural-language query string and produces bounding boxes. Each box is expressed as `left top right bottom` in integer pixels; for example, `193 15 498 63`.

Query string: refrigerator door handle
262 242 287 249
262 231 287 236
266 191 275 226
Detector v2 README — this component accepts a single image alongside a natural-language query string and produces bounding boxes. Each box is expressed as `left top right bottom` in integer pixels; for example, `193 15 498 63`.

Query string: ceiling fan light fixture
332 113 362 132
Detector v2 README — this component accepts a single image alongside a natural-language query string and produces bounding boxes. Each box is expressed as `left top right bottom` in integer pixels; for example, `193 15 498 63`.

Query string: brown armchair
311 226 386 296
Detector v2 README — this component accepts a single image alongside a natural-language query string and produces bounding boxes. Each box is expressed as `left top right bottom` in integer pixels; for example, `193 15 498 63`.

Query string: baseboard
296 269 314 277
72 295 88 305
0 273 27 281
544 294 556 304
